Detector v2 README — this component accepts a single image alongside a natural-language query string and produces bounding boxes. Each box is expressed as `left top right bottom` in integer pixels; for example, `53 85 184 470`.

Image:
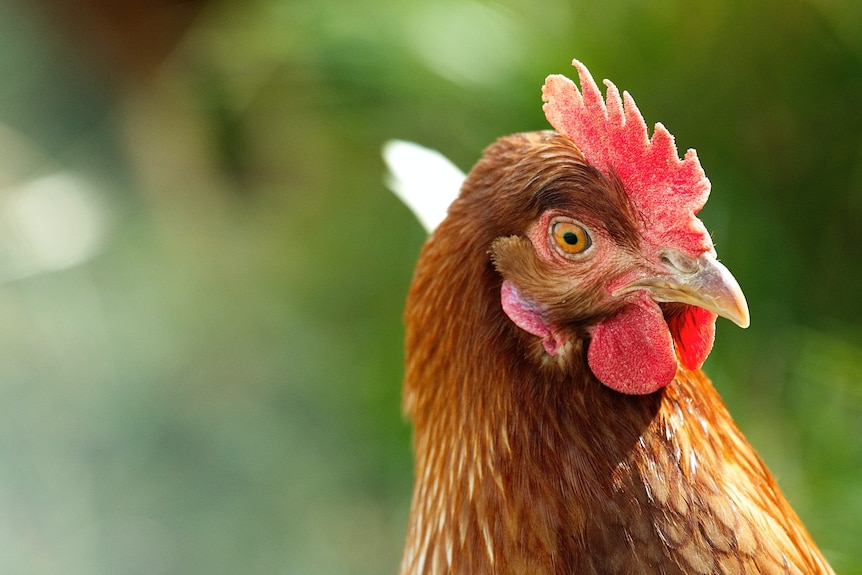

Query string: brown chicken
393 60 834 574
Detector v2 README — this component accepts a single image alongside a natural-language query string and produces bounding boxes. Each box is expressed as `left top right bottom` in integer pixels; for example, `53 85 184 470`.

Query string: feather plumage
388 61 834 574
383 139 465 233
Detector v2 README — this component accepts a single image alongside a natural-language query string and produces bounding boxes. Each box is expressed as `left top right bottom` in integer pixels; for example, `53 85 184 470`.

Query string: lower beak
621 251 750 328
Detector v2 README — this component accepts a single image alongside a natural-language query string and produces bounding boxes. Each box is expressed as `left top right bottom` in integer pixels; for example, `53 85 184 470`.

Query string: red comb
542 60 713 255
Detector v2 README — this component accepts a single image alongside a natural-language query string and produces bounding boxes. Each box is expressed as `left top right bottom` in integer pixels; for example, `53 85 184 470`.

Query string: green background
0 0 859 572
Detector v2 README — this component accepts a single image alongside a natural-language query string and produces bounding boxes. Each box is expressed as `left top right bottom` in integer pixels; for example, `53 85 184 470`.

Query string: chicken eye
551 220 592 256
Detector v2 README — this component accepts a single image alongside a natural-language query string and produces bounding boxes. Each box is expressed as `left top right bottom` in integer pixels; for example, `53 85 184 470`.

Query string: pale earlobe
500 280 562 355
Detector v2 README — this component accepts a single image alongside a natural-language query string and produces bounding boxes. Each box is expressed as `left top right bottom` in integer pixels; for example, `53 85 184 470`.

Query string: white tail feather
382 140 466 234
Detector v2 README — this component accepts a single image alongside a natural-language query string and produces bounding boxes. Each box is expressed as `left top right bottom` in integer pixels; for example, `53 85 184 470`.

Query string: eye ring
550 219 593 257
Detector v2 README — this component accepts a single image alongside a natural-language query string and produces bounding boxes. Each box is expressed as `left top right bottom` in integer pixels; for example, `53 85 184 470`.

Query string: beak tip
627 250 752 330
728 285 750 329
722 288 750 329
704 253 750 330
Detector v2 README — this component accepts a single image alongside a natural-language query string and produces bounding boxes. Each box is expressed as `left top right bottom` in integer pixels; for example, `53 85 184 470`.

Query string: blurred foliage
0 0 859 573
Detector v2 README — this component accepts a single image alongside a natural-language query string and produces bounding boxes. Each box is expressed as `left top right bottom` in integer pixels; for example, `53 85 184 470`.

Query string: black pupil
562 231 579 245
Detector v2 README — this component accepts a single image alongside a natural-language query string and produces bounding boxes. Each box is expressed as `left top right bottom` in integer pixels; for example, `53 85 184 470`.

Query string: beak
620 250 750 328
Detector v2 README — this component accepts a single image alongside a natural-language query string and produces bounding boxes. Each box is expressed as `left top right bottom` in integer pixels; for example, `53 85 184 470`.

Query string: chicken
386 60 834 574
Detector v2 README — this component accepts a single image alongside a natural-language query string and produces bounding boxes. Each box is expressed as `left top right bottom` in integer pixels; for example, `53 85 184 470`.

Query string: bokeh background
0 0 860 573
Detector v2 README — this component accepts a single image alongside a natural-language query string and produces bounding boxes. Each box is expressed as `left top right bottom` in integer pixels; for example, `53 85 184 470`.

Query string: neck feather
401 220 664 573
399 217 827 574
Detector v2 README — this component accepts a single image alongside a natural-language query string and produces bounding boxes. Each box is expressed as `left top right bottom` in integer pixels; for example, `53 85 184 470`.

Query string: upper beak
620 250 750 328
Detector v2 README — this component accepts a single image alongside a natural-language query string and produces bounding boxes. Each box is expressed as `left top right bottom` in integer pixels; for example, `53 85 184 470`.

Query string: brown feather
400 132 833 574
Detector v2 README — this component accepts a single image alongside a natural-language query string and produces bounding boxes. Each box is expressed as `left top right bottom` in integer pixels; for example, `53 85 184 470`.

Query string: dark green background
0 0 859 572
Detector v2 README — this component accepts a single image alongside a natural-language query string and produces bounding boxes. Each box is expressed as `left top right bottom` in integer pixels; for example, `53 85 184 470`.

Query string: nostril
659 250 699 274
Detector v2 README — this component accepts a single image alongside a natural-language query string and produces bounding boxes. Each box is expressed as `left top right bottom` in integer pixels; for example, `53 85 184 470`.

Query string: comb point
541 60 713 256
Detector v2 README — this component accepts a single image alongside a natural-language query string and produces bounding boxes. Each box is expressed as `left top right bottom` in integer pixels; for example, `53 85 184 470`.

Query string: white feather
382 140 466 233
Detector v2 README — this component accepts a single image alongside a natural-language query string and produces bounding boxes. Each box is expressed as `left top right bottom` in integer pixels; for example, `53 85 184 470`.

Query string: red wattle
667 306 716 370
587 294 677 395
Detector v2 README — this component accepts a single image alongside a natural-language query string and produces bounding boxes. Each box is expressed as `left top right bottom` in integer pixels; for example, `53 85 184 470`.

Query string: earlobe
500 280 563 355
